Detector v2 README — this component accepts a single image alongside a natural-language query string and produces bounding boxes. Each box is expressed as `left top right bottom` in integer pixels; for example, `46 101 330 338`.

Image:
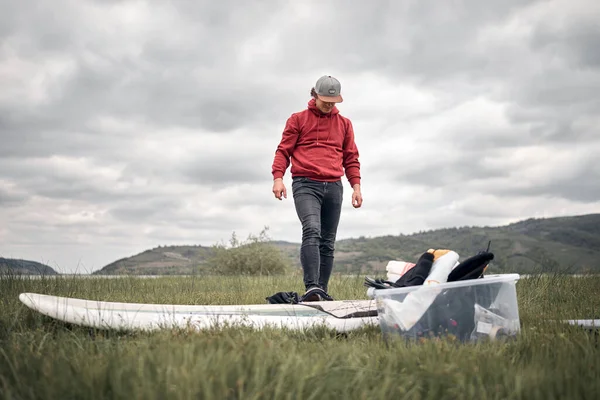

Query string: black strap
265 291 300 304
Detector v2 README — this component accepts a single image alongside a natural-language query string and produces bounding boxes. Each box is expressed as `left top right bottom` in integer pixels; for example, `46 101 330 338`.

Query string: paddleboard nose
19 293 35 308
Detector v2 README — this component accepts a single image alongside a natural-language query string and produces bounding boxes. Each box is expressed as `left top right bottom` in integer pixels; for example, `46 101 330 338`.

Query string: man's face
315 98 336 114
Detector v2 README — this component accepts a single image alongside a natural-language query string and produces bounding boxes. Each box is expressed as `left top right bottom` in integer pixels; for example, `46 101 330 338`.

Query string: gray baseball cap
314 75 343 103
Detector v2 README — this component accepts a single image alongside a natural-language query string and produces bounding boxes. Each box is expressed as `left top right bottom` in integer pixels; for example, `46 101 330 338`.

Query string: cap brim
317 94 343 103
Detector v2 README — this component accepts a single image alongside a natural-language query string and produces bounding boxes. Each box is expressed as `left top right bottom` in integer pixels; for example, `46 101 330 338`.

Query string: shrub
206 227 292 276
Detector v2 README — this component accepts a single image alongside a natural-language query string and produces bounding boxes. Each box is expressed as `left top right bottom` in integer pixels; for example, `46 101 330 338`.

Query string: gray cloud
395 154 509 188
0 0 300 163
530 11 600 69
493 152 600 203
108 197 185 223
267 0 544 80
0 185 28 207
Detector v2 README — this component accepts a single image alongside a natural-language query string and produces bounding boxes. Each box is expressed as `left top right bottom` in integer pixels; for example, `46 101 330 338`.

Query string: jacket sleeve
272 114 300 180
342 119 361 187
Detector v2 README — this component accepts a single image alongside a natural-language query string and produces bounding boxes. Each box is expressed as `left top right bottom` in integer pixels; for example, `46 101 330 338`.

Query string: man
271 75 363 302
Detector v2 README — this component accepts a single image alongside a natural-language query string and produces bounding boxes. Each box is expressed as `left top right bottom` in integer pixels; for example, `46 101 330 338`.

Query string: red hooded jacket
271 99 361 187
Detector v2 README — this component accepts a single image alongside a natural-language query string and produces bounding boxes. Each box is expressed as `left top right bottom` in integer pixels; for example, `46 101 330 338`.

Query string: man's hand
352 184 363 208
273 178 287 200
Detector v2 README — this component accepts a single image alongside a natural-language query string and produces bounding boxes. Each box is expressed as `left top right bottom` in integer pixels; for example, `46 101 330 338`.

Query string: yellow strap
427 249 452 261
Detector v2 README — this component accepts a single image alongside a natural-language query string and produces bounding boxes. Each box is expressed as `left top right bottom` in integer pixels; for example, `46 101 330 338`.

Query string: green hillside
91 214 600 275
92 245 215 275
0 258 59 275
330 214 600 274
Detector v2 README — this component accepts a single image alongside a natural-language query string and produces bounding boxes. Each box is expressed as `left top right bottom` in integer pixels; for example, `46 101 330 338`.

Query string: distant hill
93 214 600 275
0 258 59 275
329 213 600 275
92 245 215 275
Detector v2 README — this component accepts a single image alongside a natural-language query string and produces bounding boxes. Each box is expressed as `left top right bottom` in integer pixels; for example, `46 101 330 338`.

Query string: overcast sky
1 0 599 273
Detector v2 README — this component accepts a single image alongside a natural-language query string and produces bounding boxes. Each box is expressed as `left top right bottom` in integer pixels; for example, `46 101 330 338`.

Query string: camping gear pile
364 246 521 342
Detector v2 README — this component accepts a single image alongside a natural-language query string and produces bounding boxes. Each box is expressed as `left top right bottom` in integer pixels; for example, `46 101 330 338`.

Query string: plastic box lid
371 273 520 297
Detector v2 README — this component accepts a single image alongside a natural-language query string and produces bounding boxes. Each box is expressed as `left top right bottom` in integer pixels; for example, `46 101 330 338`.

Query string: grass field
1 272 598 399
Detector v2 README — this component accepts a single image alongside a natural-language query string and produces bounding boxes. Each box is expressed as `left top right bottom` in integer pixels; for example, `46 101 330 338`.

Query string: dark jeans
291 177 343 292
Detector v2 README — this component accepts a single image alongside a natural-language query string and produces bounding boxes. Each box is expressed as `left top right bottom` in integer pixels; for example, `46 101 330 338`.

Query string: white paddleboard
565 319 600 329
19 293 378 333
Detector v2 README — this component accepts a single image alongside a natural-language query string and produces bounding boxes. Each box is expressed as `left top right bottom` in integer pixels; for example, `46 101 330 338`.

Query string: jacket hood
307 98 339 117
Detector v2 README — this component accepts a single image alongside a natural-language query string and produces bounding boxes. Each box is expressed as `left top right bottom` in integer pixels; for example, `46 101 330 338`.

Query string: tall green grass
1 272 598 399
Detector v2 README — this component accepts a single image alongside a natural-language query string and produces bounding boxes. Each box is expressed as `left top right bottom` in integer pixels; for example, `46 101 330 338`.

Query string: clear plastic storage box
373 274 521 343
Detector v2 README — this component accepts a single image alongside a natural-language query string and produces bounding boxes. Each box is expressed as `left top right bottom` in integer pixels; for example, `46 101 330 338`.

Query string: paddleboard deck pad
18 293 378 333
